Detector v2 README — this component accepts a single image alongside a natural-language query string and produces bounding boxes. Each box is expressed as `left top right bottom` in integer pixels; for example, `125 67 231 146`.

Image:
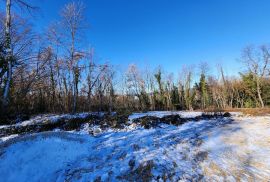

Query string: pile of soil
133 112 231 129
0 112 231 137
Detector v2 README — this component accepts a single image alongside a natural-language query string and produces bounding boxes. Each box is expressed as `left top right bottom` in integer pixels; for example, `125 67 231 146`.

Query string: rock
195 151 208 162
128 159 136 170
93 127 102 136
223 112 231 117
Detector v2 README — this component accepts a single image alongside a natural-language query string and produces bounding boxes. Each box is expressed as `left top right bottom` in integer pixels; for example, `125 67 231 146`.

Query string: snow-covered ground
0 110 239 130
0 113 269 181
0 112 105 130
200 116 270 181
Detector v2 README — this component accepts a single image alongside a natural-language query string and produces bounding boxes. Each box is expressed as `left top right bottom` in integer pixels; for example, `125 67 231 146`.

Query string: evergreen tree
262 80 270 106
178 84 186 110
154 69 165 109
240 73 257 107
139 90 151 111
199 73 209 109
171 85 180 110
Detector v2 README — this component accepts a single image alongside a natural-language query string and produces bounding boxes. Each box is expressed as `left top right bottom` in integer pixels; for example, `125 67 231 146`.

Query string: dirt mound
0 114 102 138
133 115 187 129
0 112 232 137
133 112 231 129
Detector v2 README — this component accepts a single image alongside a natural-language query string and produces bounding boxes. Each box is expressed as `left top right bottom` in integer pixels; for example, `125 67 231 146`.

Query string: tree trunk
256 76 264 108
72 70 78 113
50 65 55 112
3 0 12 107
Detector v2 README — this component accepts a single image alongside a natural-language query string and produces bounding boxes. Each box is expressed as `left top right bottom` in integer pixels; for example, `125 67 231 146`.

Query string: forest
0 1 270 122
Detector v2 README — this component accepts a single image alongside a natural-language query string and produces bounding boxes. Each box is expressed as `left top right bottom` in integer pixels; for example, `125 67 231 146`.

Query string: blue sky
5 0 270 76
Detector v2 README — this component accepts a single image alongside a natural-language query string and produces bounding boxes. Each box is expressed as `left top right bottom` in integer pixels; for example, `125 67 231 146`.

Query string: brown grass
224 108 270 116
203 107 270 116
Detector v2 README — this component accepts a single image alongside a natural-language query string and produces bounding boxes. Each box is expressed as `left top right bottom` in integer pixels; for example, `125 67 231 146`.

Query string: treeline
0 1 270 120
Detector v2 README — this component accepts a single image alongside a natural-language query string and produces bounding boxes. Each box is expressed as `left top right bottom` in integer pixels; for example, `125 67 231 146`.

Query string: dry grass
224 108 270 116
203 107 270 116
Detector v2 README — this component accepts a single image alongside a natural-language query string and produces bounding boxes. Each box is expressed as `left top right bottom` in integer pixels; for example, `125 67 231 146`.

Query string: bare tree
2 0 37 109
179 65 194 110
242 45 270 108
60 1 87 113
126 64 144 110
2 0 12 107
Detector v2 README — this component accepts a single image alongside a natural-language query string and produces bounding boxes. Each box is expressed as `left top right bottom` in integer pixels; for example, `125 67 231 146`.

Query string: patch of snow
0 125 10 129
0 133 92 182
19 112 93 126
128 111 203 121
0 112 104 129
200 116 270 181
0 134 19 142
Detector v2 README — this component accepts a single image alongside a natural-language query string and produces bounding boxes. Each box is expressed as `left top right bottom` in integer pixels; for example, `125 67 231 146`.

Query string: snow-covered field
0 112 270 181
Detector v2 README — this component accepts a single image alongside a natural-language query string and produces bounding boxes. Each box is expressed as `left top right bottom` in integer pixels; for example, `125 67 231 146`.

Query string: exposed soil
0 112 231 138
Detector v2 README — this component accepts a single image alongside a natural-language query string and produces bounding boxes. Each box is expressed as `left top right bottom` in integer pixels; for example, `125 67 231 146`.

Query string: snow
200 116 270 181
128 111 203 121
19 112 99 126
0 133 92 182
0 112 104 130
0 112 269 181
0 134 19 142
0 125 9 129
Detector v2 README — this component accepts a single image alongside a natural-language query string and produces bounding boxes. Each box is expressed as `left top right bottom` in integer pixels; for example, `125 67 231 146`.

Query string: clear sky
5 0 270 77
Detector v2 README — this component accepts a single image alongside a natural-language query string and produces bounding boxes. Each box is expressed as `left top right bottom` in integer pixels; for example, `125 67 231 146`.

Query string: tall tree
3 0 12 107
180 66 194 110
2 0 36 110
198 73 209 109
60 1 87 113
242 45 270 108
154 68 165 109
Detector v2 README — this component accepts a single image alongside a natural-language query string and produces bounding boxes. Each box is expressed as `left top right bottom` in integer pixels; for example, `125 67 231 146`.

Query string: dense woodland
0 0 270 120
